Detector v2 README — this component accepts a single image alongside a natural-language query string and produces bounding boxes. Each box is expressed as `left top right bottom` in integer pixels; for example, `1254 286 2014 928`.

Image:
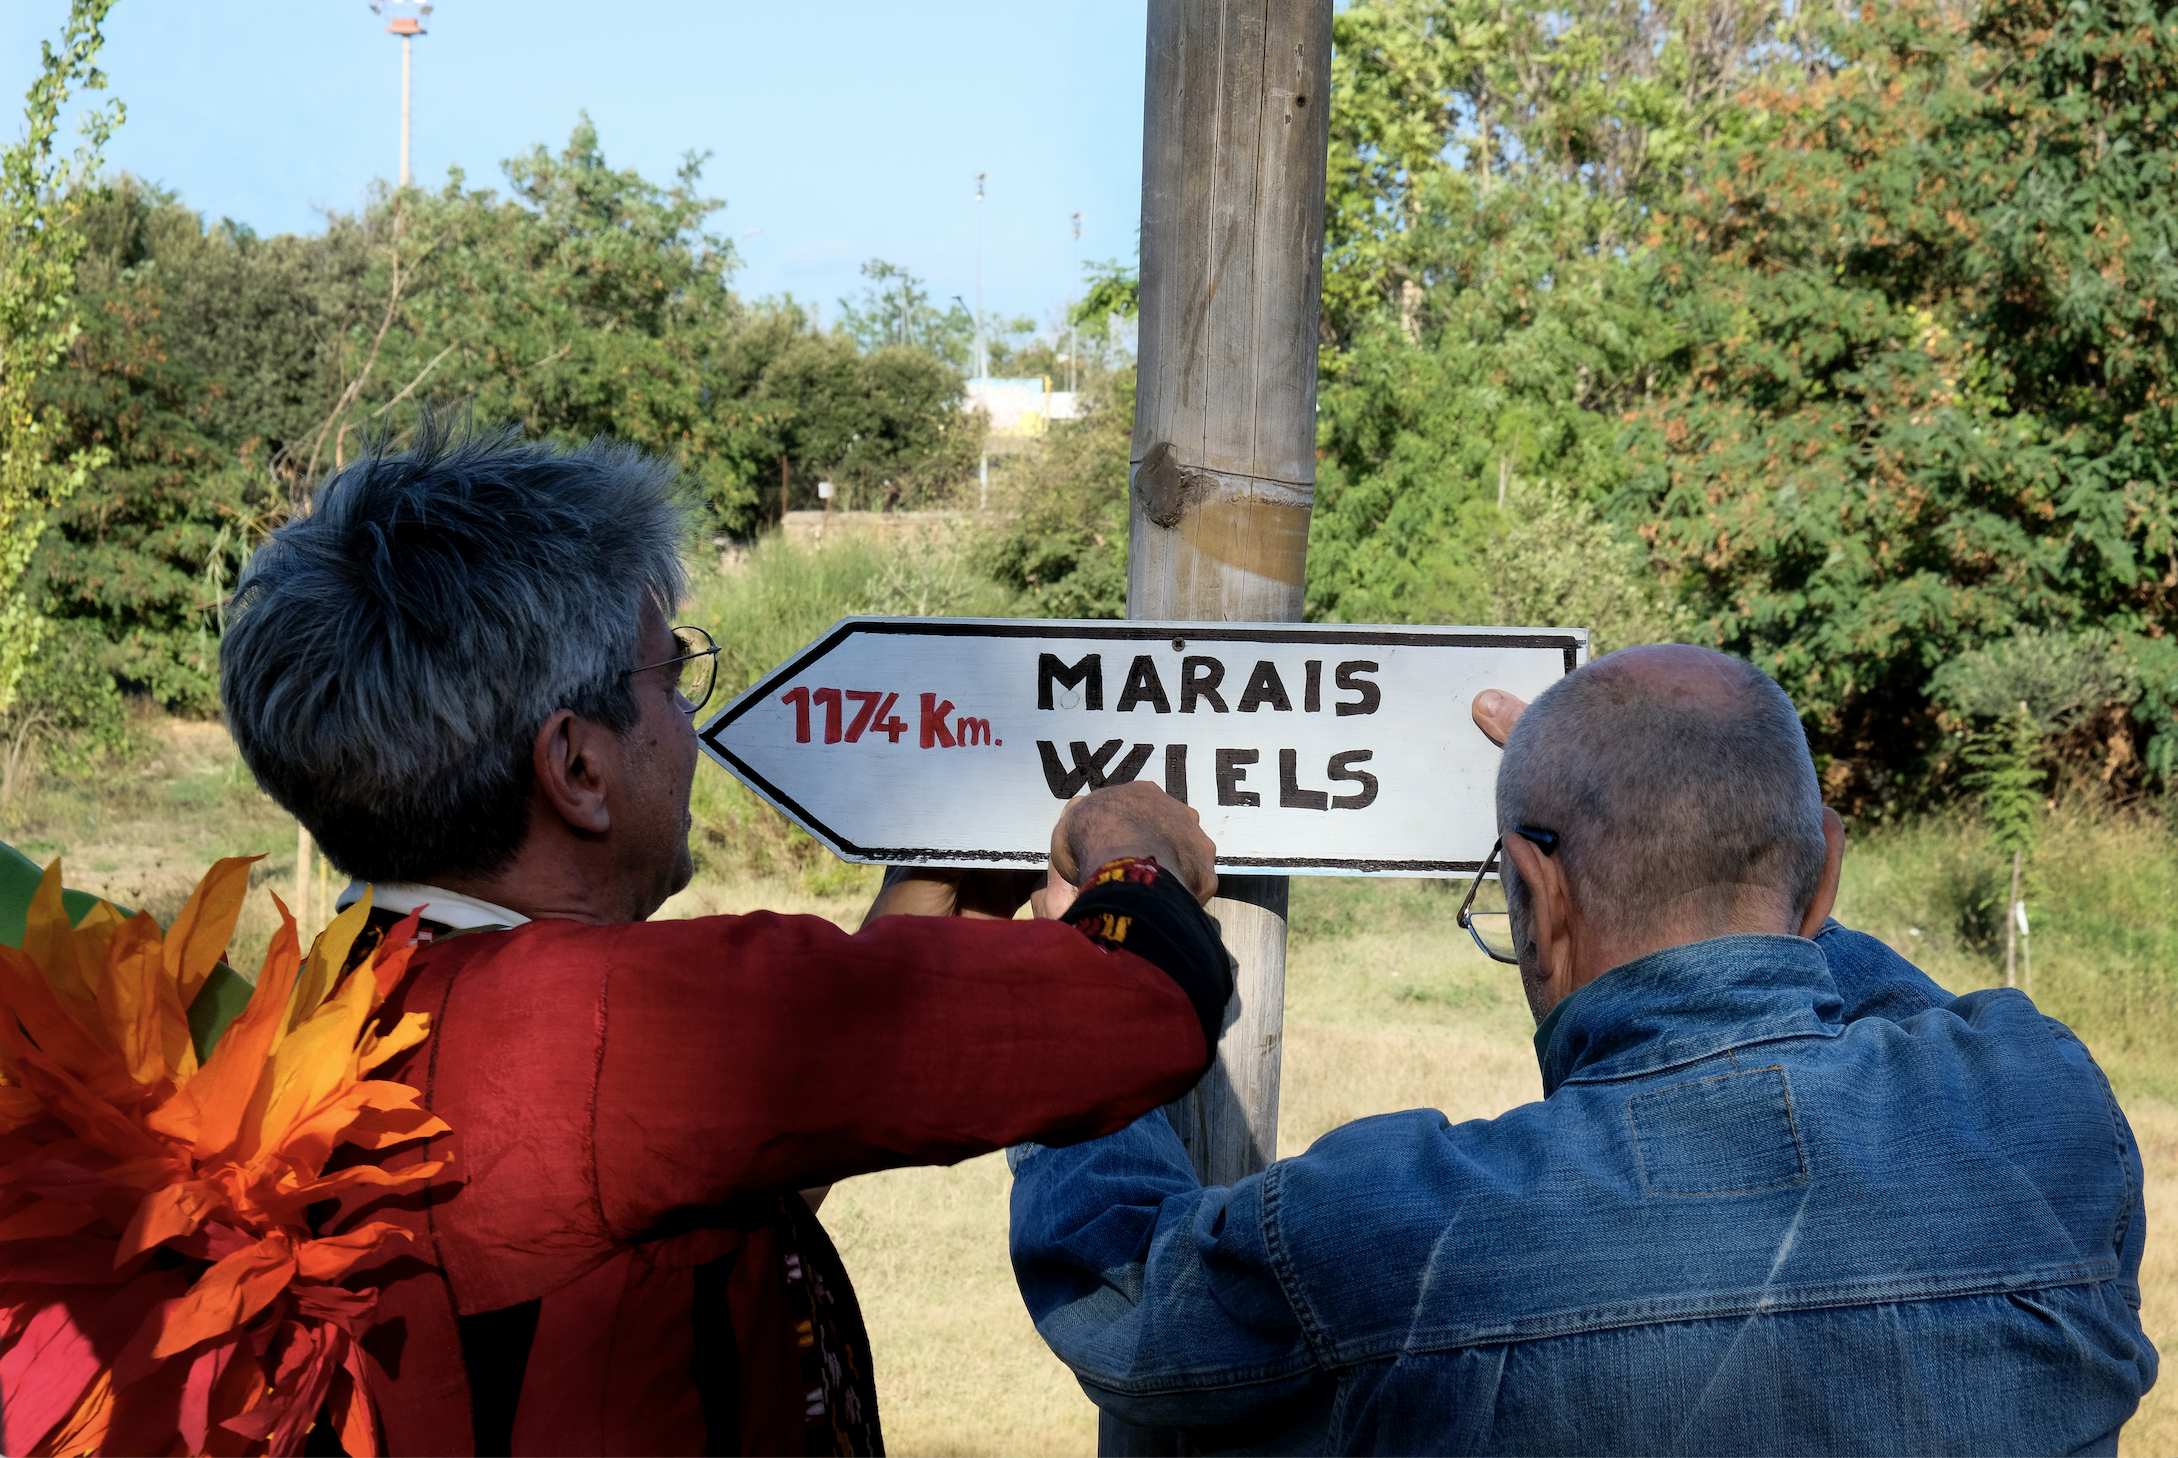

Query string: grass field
5 719 2173 1454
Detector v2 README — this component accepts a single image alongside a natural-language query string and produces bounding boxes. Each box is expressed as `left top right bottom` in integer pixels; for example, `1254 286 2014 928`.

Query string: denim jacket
1008 926 2156 1455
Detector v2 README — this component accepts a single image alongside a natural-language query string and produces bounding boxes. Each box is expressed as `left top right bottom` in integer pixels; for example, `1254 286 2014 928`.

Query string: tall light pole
1069 211 1083 394
973 172 989 379
974 172 990 511
369 2 433 186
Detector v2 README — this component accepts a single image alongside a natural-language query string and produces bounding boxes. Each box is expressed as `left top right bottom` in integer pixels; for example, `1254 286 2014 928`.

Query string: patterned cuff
1070 857 1164 948
1061 857 1232 1065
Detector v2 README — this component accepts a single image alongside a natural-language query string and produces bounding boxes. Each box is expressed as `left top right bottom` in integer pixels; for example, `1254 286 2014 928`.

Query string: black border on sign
696 619 1584 874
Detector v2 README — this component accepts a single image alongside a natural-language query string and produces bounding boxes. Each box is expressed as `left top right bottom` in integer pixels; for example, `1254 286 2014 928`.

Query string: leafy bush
979 367 1134 620
860 527 1017 619
0 619 142 806
1930 629 2140 731
1486 479 1690 654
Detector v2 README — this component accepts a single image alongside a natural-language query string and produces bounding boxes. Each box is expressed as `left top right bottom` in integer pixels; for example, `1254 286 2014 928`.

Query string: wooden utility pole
1106 1 1332 1451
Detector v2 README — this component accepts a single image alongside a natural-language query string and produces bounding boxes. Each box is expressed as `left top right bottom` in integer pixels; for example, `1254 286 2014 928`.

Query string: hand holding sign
863 782 1217 925
861 866 1046 926
1043 782 1219 921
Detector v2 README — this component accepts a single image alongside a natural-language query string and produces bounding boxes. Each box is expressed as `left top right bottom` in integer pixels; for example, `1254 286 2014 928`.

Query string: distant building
966 377 1080 441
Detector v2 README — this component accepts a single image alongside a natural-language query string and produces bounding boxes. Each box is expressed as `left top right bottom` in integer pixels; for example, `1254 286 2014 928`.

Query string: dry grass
7 723 2170 1454
3 718 310 973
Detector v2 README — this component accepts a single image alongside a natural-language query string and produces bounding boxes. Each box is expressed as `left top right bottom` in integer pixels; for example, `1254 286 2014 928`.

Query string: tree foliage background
31 118 985 715
14 0 2177 811
1305 0 2176 809
1 0 120 724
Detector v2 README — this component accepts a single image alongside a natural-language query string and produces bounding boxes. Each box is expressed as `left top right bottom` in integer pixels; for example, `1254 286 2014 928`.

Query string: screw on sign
698 618 1588 874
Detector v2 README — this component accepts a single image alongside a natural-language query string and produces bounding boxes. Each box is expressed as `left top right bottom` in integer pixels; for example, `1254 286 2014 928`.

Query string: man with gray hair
1009 643 2155 1454
219 425 1234 1456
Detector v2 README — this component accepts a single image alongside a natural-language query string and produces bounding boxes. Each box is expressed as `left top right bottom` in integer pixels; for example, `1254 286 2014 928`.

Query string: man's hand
860 867 1045 929
1044 781 1218 913
1472 689 1530 747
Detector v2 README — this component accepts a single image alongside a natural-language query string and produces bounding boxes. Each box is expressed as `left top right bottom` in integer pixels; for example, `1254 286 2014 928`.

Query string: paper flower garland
0 857 450 1456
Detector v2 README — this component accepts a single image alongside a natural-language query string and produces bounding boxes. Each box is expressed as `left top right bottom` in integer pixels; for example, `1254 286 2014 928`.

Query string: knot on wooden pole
1135 441 1191 528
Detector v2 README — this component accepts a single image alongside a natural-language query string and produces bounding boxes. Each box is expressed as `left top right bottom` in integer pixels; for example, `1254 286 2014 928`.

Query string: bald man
1007 645 2155 1455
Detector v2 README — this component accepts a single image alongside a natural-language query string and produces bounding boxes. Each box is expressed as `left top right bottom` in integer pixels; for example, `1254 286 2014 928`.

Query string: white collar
334 880 531 930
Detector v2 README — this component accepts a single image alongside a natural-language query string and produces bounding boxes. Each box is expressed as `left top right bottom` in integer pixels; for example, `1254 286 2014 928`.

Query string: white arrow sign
697 619 1588 876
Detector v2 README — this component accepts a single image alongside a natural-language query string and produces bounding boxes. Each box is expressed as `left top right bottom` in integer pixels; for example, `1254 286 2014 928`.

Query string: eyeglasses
626 625 722 716
1456 827 1560 965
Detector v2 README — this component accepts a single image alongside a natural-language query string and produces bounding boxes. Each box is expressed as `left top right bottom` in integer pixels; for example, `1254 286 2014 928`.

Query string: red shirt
332 905 1208 1455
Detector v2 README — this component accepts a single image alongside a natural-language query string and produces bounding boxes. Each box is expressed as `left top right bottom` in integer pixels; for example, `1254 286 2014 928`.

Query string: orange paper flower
0 858 450 1456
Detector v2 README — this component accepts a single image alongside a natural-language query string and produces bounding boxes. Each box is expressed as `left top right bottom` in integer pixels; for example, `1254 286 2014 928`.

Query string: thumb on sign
1472 689 1531 747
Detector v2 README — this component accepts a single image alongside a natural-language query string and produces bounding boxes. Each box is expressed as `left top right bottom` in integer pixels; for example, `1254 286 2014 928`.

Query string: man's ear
1797 807 1846 938
1502 833 1573 986
533 709 615 835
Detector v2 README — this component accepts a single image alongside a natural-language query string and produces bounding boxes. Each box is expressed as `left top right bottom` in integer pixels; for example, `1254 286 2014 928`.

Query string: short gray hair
1496 646 1827 936
221 423 688 883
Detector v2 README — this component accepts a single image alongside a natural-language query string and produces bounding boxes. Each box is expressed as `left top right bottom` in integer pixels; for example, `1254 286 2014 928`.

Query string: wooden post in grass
295 825 313 931
1105 2 1331 1451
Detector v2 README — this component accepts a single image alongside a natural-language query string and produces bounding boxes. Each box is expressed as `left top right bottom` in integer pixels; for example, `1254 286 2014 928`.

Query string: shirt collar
1535 934 1842 1097
1530 980 1587 1070
334 880 530 931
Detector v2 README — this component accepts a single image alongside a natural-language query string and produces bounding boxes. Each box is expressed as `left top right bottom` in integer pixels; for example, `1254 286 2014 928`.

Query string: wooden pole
399 34 413 188
2006 846 2021 988
2021 900 2032 994
1104 2 1331 1451
295 825 313 932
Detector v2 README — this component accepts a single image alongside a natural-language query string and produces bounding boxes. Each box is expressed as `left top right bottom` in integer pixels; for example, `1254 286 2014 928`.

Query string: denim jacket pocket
1629 1065 1809 1195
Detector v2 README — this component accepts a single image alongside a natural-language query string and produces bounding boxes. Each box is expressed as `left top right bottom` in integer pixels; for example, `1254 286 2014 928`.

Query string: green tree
31 179 372 711
28 119 988 707
0 0 121 713
1626 0 2178 803
345 121 755 521
838 259 974 369
1069 258 1139 348
1307 0 2175 805
1306 0 1770 626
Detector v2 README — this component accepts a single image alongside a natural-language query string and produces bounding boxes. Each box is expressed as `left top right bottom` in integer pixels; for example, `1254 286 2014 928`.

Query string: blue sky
1 0 1150 333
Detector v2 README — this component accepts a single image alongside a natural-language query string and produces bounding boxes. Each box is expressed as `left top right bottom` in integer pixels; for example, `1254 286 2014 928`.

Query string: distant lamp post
1069 211 1083 394
368 1 433 186
973 172 989 381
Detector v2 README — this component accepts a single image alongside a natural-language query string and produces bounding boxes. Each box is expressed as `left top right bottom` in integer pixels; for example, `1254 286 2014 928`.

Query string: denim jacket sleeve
1008 1112 1331 1438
